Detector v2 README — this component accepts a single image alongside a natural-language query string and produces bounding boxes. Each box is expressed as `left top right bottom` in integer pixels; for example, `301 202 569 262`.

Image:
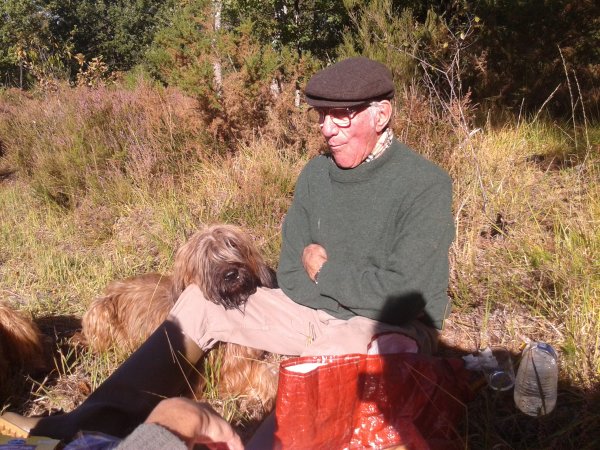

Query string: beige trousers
168 285 438 357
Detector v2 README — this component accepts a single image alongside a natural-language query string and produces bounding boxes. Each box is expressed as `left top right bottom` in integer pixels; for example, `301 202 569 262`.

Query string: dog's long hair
82 224 279 413
0 302 45 390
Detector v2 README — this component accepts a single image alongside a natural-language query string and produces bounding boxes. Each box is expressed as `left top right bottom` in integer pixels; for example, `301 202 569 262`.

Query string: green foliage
0 0 36 85
145 0 221 111
469 0 600 116
339 0 420 83
0 0 176 86
1 0 599 120
0 0 71 87
43 0 176 72
338 0 477 92
224 0 350 58
145 0 321 143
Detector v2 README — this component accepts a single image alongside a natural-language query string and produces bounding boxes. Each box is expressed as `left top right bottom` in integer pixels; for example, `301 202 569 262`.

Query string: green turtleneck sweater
277 139 454 330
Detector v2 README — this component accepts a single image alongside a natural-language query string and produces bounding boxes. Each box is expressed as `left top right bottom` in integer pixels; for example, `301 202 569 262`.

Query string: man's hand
302 244 328 282
145 397 243 450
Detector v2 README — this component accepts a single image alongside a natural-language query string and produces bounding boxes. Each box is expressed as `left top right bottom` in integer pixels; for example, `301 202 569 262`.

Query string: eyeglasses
307 103 372 127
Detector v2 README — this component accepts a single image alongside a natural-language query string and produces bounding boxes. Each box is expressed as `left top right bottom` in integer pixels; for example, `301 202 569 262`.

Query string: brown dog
81 224 280 414
0 302 45 392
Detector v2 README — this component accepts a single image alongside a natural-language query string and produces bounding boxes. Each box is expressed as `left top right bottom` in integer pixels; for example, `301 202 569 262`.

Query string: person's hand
145 397 243 450
302 244 327 282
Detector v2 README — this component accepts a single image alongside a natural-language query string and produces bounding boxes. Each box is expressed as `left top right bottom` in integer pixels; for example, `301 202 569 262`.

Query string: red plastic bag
274 353 475 449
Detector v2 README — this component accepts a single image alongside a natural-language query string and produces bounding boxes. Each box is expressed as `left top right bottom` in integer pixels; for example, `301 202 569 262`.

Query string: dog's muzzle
215 265 260 310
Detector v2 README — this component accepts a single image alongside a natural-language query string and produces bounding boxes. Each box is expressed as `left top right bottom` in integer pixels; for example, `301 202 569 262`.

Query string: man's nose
320 115 339 137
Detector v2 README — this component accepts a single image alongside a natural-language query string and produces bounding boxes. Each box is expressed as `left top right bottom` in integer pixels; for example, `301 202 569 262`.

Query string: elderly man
2 57 454 441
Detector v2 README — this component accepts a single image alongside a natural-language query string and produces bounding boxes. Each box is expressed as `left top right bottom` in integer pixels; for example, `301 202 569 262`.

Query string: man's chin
329 147 359 169
332 158 359 169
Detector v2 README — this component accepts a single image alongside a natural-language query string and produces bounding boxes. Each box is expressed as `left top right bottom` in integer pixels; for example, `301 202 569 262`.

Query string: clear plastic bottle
514 342 558 416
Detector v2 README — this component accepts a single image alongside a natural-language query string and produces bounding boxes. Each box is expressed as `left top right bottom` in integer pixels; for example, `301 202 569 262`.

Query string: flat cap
305 57 394 108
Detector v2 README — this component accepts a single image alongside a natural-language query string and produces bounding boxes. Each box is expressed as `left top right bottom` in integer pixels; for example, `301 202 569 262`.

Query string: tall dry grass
0 78 598 446
444 120 600 447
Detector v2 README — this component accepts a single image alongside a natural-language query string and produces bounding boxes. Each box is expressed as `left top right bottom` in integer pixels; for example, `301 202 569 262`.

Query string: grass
442 120 600 448
0 79 598 448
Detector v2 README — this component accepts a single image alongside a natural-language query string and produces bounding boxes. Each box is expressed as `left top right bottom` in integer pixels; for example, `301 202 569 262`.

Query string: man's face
319 105 379 169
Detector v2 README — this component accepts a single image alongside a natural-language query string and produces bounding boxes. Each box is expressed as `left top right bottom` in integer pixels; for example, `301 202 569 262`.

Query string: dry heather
0 80 598 447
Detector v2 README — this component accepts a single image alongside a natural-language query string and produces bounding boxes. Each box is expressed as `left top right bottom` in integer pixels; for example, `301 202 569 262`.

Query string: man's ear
375 100 393 133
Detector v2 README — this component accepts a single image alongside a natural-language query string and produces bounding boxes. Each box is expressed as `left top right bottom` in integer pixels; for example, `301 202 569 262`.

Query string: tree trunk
212 0 223 96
